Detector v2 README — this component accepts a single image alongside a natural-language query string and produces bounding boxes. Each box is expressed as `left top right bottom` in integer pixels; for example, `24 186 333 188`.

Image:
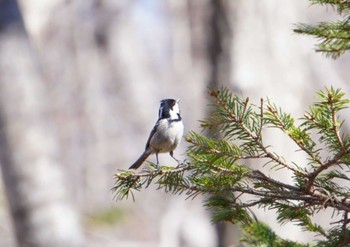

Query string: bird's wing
145 121 159 150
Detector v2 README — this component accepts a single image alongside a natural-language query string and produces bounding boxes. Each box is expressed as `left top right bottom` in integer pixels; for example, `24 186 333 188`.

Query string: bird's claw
176 160 187 168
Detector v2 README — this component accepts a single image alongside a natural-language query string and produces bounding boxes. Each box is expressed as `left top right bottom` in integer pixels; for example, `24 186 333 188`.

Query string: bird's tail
129 151 151 169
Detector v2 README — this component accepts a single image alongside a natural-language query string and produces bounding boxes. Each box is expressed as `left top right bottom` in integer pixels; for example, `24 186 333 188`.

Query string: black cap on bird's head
158 99 180 119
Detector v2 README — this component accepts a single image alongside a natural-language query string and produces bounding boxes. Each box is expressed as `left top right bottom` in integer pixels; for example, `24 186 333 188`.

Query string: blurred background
0 0 350 246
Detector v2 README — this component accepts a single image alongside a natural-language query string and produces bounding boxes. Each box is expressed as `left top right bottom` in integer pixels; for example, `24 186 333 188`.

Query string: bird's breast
150 119 184 152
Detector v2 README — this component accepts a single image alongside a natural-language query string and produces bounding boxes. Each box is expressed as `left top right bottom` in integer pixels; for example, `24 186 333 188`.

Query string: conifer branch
305 147 350 192
266 102 323 167
340 212 349 245
294 1 350 58
113 86 350 246
210 90 306 175
112 163 194 200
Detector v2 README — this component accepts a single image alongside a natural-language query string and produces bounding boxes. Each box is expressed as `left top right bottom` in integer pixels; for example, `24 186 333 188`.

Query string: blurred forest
0 0 350 247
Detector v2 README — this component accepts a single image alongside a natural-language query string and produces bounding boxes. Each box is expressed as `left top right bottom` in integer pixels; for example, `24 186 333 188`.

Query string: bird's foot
175 159 187 168
155 164 161 172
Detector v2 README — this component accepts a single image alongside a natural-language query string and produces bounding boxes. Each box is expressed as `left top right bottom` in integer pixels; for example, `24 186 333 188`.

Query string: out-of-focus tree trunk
206 1 240 246
0 1 84 247
208 0 231 88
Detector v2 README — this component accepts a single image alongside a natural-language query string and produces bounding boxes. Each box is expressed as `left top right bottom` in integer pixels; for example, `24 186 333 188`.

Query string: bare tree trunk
0 1 84 246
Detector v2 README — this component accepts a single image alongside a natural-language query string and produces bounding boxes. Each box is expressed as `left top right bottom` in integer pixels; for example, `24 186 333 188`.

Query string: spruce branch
303 87 350 192
113 87 350 246
265 101 321 166
112 162 195 200
294 1 350 58
241 221 312 247
208 89 306 175
309 0 350 14
340 212 350 245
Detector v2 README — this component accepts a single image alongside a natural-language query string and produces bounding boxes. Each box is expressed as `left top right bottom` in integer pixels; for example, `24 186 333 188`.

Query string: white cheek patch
168 103 180 119
172 104 180 114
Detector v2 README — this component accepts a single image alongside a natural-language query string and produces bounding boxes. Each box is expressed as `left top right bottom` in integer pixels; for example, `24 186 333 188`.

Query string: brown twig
329 93 346 152
305 148 350 192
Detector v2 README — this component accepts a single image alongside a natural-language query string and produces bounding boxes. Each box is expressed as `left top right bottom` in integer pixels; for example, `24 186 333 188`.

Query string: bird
129 99 184 170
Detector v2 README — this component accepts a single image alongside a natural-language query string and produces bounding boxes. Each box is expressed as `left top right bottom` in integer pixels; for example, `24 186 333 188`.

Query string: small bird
129 99 184 170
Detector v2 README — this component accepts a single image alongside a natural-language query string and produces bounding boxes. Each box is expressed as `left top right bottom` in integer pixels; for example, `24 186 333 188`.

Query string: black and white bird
129 99 184 170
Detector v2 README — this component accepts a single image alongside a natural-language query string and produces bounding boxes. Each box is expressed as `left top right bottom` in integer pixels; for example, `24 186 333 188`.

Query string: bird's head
158 99 181 120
